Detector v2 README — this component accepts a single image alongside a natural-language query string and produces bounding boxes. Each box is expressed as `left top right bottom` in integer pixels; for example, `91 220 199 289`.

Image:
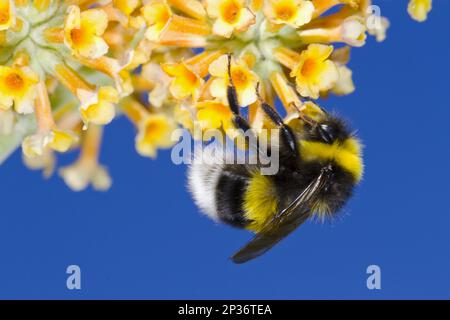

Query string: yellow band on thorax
300 138 364 182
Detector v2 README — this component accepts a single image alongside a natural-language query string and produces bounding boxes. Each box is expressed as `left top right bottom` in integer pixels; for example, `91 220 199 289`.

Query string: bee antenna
289 102 316 126
287 82 304 100
289 101 302 113
304 99 328 115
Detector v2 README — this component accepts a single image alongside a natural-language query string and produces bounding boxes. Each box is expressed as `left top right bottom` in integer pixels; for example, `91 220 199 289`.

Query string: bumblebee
188 56 364 264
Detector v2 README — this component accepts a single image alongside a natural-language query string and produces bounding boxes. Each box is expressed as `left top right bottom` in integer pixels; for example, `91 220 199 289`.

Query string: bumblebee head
298 110 364 183
304 115 351 144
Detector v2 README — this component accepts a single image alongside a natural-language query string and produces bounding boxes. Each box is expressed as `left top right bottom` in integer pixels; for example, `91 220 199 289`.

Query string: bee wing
230 167 332 264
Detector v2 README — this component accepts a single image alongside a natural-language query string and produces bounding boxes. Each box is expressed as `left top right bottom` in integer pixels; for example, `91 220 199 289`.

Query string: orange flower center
183 69 198 86
275 5 295 21
0 11 9 24
5 72 24 91
144 120 166 142
301 59 317 78
70 28 85 45
221 1 240 24
149 4 171 28
157 6 170 25
231 69 248 88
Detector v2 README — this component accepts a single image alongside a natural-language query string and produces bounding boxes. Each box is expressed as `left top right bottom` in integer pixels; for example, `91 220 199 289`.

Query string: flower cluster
0 0 428 191
0 0 148 190
126 0 389 149
408 0 432 22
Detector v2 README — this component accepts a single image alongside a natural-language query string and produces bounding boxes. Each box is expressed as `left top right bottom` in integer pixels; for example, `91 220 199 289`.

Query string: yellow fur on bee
300 137 364 182
244 172 278 233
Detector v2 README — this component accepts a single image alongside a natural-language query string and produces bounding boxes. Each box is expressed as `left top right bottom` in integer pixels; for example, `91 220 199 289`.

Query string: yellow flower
167 0 207 21
113 0 141 16
120 97 178 158
0 66 39 114
367 16 390 42
162 61 204 101
297 9 367 47
269 71 302 112
142 0 209 46
332 65 355 96
408 0 432 22
339 17 367 47
140 62 172 108
0 0 14 31
264 0 314 28
205 0 255 38
209 55 258 107
60 159 112 191
196 100 234 132
64 6 109 59
136 113 177 158
311 0 360 17
174 103 195 132
275 44 338 99
19 81 78 158
22 129 77 158
77 86 119 127
23 148 56 178
59 125 111 191
141 0 172 41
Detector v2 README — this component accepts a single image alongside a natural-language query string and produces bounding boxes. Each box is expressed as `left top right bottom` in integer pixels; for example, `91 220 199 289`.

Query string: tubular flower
135 113 177 158
408 0 432 22
264 0 314 28
195 100 234 133
120 97 177 158
141 0 172 41
64 6 109 59
21 82 78 158
0 0 14 31
209 54 259 107
205 0 256 38
0 66 38 114
162 61 204 101
59 124 111 191
78 86 119 126
275 44 338 99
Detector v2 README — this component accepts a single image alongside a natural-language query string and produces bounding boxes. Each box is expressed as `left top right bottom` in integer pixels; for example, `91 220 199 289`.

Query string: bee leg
256 87 300 158
226 54 252 132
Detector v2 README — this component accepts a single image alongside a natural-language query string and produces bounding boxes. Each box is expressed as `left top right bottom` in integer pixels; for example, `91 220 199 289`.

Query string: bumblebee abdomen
242 172 279 232
188 160 279 231
215 168 251 228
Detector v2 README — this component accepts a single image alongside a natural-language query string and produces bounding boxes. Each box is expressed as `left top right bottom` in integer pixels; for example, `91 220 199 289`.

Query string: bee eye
317 124 335 143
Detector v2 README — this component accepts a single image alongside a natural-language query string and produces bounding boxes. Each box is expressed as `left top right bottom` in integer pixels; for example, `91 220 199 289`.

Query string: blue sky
0 1 449 299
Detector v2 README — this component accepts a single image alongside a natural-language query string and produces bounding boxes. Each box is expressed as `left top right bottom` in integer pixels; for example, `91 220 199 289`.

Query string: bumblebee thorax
300 137 364 182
